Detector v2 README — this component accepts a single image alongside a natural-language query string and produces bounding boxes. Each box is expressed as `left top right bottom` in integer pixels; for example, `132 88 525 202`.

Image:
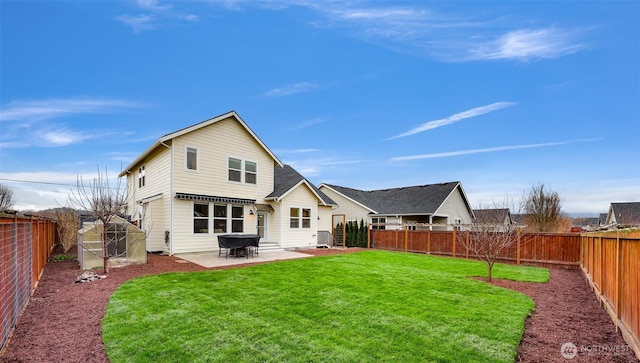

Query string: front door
257 212 267 242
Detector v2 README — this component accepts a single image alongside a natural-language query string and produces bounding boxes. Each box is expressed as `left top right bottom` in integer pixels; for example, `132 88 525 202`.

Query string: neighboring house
119 111 336 255
317 181 474 230
472 208 514 225
605 202 640 227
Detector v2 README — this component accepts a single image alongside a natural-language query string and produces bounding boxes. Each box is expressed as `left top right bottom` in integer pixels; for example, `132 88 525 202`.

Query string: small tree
0 184 15 212
522 184 562 232
457 202 519 281
55 207 79 252
68 167 128 274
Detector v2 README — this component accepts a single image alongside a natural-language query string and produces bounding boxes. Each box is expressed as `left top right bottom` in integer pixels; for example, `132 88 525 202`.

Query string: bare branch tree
522 184 562 232
55 207 79 253
458 202 519 281
0 184 15 212
67 167 128 274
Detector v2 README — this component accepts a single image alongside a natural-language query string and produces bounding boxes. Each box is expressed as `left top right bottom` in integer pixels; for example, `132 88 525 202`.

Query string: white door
257 212 268 242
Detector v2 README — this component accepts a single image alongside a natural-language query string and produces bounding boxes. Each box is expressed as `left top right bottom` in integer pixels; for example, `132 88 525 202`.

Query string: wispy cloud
391 138 600 161
387 101 515 140
41 128 93 146
468 28 586 61
117 0 198 32
291 117 326 130
116 14 157 32
280 3 589 62
0 97 144 148
266 82 318 97
0 97 142 122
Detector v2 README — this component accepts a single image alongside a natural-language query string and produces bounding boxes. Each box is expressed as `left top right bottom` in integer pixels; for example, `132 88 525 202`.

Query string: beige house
318 182 474 231
119 111 336 255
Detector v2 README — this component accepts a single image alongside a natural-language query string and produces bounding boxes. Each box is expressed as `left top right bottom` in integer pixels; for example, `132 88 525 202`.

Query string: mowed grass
102 250 549 363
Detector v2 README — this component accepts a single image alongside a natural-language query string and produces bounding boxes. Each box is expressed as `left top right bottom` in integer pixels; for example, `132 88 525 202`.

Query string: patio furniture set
217 234 260 259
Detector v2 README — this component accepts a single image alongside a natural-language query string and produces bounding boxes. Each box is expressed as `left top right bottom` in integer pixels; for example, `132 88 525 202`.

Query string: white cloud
285 3 588 62
116 14 156 32
468 28 586 61
41 128 93 146
387 102 515 140
0 97 142 122
391 139 600 161
136 0 171 12
266 82 318 97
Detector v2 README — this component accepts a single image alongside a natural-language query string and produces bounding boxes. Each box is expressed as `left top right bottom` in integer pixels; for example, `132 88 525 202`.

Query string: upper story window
186 147 198 171
228 157 242 182
290 207 311 229
138 165 145 188
228 157 257 184
245 161 257 184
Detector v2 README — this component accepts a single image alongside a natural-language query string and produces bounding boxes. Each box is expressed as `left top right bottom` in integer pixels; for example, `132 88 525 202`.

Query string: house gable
119 110 282 177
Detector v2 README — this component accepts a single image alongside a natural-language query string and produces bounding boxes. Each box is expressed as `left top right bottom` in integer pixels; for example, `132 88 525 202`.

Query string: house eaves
266 165 337 207
318 183 377 214
119 110 283 177
322 182 463 215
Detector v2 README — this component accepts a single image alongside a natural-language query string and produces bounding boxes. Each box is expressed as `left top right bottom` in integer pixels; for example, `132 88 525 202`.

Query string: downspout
160 141 174 255
429 215 433 231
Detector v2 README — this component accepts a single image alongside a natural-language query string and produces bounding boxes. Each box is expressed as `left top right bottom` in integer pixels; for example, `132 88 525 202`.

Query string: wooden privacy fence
581 230 640 359
369 228 581 269
0 216 57 353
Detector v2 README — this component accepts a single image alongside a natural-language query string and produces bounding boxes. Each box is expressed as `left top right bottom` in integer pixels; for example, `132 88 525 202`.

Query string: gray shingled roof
267 165 336 206
323 182 461 215
610 202 640 225
473 208 512 224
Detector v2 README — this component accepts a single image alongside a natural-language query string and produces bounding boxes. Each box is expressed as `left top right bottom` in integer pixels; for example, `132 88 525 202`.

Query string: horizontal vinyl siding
125 145 172 252
280 186 320 249
319 187 371 222
435 187 473 224
172 117 275 203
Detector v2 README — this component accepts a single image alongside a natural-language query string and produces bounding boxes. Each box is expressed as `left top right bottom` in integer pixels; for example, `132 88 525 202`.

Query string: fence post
404 227 408 253
517 228 521 265
452 226 456 257
427 229 431 254
367 224 370 249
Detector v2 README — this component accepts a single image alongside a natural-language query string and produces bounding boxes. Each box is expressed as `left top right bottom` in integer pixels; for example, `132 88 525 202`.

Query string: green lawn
102 250 549 363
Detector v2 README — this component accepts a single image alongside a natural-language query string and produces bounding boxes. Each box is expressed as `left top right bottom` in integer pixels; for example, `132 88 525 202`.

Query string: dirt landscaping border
1 248 637 362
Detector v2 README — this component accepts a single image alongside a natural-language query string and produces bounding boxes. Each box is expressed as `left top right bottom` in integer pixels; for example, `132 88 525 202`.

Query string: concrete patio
175 249 314 268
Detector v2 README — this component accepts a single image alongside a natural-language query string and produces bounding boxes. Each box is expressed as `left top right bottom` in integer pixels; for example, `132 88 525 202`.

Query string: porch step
258 242 282 251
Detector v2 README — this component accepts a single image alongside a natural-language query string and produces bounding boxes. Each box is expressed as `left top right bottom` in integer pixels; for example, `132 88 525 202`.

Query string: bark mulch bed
1 248 637 362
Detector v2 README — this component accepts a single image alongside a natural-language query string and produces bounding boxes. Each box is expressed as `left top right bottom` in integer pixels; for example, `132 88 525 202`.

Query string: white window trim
138 165 146 188
227 155 258 185
289 206 312 229
193 202 246 235
185 146 199 172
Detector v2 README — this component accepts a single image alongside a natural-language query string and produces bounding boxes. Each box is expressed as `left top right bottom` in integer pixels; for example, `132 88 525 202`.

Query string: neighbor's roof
320 181 468 215
609 202 640 224
473 208 512 224
119 110 283 177
266 165 337 207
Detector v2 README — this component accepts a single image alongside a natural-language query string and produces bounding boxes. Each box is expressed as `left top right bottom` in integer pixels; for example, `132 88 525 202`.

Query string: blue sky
1 0 639 215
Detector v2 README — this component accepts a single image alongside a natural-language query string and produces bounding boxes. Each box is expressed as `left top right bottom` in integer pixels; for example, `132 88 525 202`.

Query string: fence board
371 229 580 269
0 217 56 353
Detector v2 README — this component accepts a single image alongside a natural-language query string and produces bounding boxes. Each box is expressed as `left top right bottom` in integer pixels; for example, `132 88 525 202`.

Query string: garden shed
77 216 147 270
